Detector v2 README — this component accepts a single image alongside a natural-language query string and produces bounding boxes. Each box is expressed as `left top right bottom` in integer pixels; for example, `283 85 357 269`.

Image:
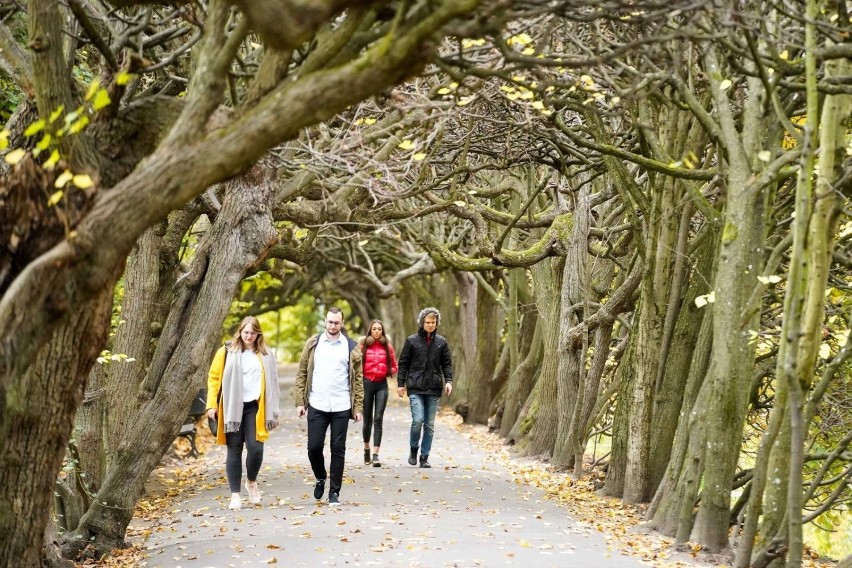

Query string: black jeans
362 379 388 447
307 405 350 494
225 400 263 493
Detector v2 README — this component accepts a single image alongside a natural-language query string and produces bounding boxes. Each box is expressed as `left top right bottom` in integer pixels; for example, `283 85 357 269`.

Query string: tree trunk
61 167 278 557
459 272 503 424
685 70 772 551
646 309 713 534
501 309 542 439
519 257 564 457
601 336 635 497
648 228 715 492
552 184 591 470
0 291 113 566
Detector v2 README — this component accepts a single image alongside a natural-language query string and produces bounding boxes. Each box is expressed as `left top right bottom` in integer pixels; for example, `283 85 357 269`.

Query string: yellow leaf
757 150 772 162
507 33 532 47
521 47 535 56
462 38 486 48
531 101 545 110
49 105 65 123
4 148 26 165
819 343 832 360
364 117 376 125
398 139 415 150
68 116 90 135
413 152 426 161
116 71 134 86
779 50 789 60
437 87 452 95
44 149 60 169
36 133 52 151
719 79 732 90
24 119 46 137
457 96 474 106
85 80 101 101
92 89 112 111
0 128 8 150
72 174 94 189
47 190 64 207
55 169 74 188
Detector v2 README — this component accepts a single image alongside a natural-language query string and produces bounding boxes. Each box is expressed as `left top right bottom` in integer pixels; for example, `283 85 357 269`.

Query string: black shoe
408 447 418 466
328 492 340 506
419 455 431 468
364 449 371 465
313 479 326 500
372 453 381 467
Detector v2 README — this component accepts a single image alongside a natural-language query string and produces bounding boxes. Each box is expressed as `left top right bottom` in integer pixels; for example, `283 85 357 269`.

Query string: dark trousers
307 405 350 494
362 379 389 447
225 400 263 492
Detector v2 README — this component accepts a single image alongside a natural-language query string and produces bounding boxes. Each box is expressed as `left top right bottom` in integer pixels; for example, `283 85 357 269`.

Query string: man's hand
206 408 217 420
297 406 306 418
397 386 406 398
354 412 363 423
444 383 453 397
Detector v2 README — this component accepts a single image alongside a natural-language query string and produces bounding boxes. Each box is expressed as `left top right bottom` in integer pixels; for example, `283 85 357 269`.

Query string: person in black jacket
396 307 453 468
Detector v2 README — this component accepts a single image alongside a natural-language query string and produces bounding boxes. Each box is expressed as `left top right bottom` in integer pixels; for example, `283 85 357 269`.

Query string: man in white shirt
295 307 364 505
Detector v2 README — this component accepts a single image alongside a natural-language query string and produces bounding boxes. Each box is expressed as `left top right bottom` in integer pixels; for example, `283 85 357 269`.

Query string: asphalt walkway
141 372 645 568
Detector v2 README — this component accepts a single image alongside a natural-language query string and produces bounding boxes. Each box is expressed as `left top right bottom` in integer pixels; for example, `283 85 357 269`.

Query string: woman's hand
206 408 217 420
397 386 406 398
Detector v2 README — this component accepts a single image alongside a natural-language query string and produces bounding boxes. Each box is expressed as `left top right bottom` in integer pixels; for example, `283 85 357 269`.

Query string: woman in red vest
359 319 398 467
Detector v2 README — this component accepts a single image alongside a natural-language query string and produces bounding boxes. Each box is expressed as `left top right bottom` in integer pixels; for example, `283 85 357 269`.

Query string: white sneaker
229 493 241 510
246 481 261 505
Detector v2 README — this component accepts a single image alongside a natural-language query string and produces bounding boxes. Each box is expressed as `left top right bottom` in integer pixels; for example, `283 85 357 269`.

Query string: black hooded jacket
397 328 453 395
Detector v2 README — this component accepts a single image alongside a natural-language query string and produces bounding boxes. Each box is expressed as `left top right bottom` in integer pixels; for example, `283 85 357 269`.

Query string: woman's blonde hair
231 316 269 355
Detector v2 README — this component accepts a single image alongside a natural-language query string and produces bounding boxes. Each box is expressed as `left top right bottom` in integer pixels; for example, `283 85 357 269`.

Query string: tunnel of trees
1 1 850 566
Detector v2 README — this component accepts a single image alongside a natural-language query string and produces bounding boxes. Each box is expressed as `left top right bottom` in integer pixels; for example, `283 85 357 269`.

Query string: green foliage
804 510 852 561
0 73 22 120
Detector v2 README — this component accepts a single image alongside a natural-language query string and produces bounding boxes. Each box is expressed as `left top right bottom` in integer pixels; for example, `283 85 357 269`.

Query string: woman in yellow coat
206 316 280 510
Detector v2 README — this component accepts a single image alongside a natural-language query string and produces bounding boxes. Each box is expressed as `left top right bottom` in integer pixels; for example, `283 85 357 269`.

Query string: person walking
359 319 398 467
397 307 453 469
295 307 364 505
206 316 280 511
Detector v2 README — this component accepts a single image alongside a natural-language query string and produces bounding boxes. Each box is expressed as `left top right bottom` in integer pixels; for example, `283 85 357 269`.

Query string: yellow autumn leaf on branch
398 139 415 150
4 148 26 165
47 190 64 207
73 174 94 189
55 170 74 188
92 89 112 111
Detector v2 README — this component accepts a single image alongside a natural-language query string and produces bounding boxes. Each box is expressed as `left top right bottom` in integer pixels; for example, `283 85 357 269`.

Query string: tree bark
0 291 113 566
61 166 278 556
518 257 564 457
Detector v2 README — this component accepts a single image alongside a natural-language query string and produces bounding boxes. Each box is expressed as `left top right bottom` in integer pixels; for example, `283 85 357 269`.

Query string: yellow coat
206 346 275 445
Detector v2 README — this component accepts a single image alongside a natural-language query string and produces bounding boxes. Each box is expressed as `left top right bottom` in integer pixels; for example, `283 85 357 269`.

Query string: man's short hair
327 306 344 319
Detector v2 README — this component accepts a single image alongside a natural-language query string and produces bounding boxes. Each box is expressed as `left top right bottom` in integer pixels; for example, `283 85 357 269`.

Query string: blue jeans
408 394 439 456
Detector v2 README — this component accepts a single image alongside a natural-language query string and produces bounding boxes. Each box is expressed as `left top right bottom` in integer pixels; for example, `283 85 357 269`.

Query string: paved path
142 373 645 567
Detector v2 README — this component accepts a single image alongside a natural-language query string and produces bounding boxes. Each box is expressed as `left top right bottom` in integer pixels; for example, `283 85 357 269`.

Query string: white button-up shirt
308 333 351 412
